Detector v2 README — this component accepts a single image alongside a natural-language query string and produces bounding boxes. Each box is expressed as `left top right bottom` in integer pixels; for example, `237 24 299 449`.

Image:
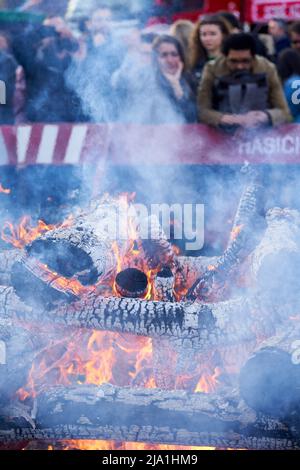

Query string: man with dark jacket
198 33 292 131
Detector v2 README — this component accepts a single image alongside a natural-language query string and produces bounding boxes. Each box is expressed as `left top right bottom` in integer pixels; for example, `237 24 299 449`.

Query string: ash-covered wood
1 383 299 449
240 324 300 419
4 283 283 352
139 215 176 270
115 268 148 299
0 287 49 402
25 198 131 285
187 165 265 302
152 268 179 389
11 256 78 309
0 249 22 286
153 268 174 302
249 208 300 303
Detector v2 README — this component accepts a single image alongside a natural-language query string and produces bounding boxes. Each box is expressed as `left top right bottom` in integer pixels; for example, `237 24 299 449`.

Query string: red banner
0 123 300 167
250 0 300 22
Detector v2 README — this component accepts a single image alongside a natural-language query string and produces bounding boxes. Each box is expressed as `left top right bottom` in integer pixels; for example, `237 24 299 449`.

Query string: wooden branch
187 165 265 301
0 384 299 449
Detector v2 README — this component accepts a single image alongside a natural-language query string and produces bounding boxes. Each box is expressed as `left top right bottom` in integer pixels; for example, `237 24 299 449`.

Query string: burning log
0 383 299 449
25 198 132 286
153 268 174 302
139 215 176 270
187 165 265 302
11 256 80 309
249 208 300 303
0 288 48 402
115 268 148 299
152 268 177 389
240 324 300 420
3 284 282 352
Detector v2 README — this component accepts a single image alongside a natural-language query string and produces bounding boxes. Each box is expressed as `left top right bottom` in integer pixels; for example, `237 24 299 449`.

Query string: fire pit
1 163 300 450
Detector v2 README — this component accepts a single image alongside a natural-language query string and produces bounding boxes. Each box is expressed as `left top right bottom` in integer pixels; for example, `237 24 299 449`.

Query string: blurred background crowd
0 0 299 128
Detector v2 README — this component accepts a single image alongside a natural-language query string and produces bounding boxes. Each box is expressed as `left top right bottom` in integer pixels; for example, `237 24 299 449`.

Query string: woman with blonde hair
188 15 231 89
169 19 194 64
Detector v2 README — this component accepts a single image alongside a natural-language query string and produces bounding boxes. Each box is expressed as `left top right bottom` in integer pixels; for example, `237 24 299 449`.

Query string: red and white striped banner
0 123 300 166
250 0 300 22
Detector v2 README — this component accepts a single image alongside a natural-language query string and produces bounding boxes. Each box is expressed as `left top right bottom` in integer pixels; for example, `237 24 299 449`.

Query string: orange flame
62 440 215 450
194 367 221 394
11 193 225 451
1 215 73 249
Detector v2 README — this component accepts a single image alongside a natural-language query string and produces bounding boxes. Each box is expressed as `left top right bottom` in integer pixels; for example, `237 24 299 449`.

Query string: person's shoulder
254 55 277 72
203 56 226 75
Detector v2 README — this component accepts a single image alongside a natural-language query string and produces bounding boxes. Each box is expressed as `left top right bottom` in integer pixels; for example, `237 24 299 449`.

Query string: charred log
187 165 265 302
0 384 299 449
0 249 22 286
139 215 176 270
25 198 130 285
11 256 78 309
0 287 49 402
115 268 148 299
4 285 282 352
249 208 300 304
153 268 174 302
240 324 300 420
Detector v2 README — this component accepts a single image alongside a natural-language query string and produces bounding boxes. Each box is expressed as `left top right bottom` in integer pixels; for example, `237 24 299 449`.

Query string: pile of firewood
1 166 300 449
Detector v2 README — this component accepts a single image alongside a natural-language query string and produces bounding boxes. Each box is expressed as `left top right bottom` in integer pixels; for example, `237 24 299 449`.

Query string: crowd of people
0 6 300 132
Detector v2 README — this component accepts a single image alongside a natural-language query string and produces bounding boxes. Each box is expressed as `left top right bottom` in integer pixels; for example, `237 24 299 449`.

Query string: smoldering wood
3 284 284 352
240 324 300 420
187 165 265 302
0 249 22 286
25 198 131 286
153 268 174 302
249 208 300 303
115 268 148 299
11 256 79 309
0 291 49 403
0 383 299 449
152 268 177 389
139 215 176 270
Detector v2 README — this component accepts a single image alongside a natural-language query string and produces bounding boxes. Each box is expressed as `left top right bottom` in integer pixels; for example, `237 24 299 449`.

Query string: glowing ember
207 265 217 271
229 224 244 242
36 260 93 297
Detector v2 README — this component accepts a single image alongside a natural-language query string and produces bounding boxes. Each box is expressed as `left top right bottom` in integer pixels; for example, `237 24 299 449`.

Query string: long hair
188 15 231 70
169 19 194 64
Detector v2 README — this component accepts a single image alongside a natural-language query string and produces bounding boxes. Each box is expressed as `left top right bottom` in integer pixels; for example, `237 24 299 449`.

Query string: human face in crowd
268 19 285 39
89 8 112 36
157 42 182 76
200 24 223 56
291 32 300 53
226 49 254 73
